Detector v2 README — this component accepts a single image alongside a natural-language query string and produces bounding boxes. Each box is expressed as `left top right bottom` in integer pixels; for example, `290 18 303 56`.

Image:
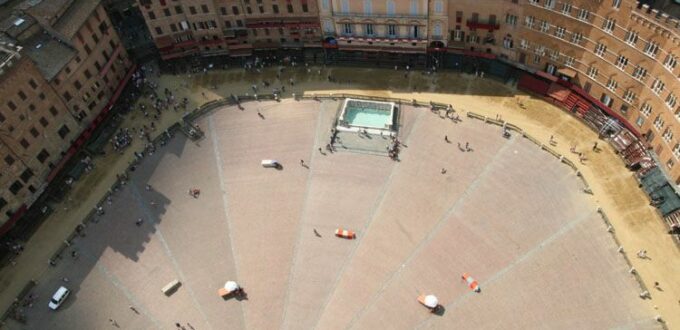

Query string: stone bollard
618 246 624 253
629 267 636 274
607 225 613 232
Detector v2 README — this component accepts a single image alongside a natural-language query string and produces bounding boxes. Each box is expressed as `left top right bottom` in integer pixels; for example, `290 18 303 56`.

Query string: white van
261 160 281 168
48 286 70 310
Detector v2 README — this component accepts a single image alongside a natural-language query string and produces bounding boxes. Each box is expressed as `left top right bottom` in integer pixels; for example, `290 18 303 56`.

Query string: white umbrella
424 295 439 308
224 281 239 291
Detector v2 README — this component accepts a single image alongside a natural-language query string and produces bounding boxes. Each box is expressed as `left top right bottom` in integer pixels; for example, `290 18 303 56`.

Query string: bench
161 280 181 296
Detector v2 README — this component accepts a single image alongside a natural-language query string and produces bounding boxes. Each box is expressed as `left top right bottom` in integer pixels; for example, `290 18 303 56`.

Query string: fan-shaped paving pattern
19 99 657 329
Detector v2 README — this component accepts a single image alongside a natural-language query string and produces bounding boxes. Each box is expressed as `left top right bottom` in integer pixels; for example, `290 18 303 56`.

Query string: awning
229 48 253 57
154 35 174 49
569 85 640 138
557 67 577 78
445 48 496 59
547 83 570 102
535 70 558 82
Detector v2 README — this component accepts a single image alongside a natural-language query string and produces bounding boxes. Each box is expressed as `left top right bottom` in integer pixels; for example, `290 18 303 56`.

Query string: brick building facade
137 0 321 59
3 0 680 229
0 0 133 230
512 1 680 184
137 0 680 183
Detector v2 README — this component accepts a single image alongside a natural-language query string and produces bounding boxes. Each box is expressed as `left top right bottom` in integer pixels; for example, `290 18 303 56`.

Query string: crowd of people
111 129 133 152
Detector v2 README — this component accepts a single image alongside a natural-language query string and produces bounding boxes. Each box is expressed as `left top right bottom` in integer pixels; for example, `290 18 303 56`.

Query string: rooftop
0 39 21 72
52 0 101 38
640 0 680 19
0 13 35 40
0 0 24 23
23 31 74 80
23 0 75 26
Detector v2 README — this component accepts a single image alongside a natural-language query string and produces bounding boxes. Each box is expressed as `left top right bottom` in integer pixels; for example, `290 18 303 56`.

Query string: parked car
48 286 70 310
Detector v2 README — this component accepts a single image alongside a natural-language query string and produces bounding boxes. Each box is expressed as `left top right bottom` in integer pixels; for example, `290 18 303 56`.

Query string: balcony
466 19 500 32
339 44 426 54
483 34 496 45
333 12 428 20
337 35 428 44
245 18 319 29
223 28 247 38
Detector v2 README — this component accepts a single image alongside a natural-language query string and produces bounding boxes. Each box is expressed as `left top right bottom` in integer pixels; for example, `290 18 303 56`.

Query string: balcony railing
333 12 427 20
337 35 428 44
245 17 319 29
466 20 500 32
483 34 496 45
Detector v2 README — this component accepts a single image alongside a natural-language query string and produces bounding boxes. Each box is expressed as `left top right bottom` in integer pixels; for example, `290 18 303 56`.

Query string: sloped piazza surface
20 99 658 329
